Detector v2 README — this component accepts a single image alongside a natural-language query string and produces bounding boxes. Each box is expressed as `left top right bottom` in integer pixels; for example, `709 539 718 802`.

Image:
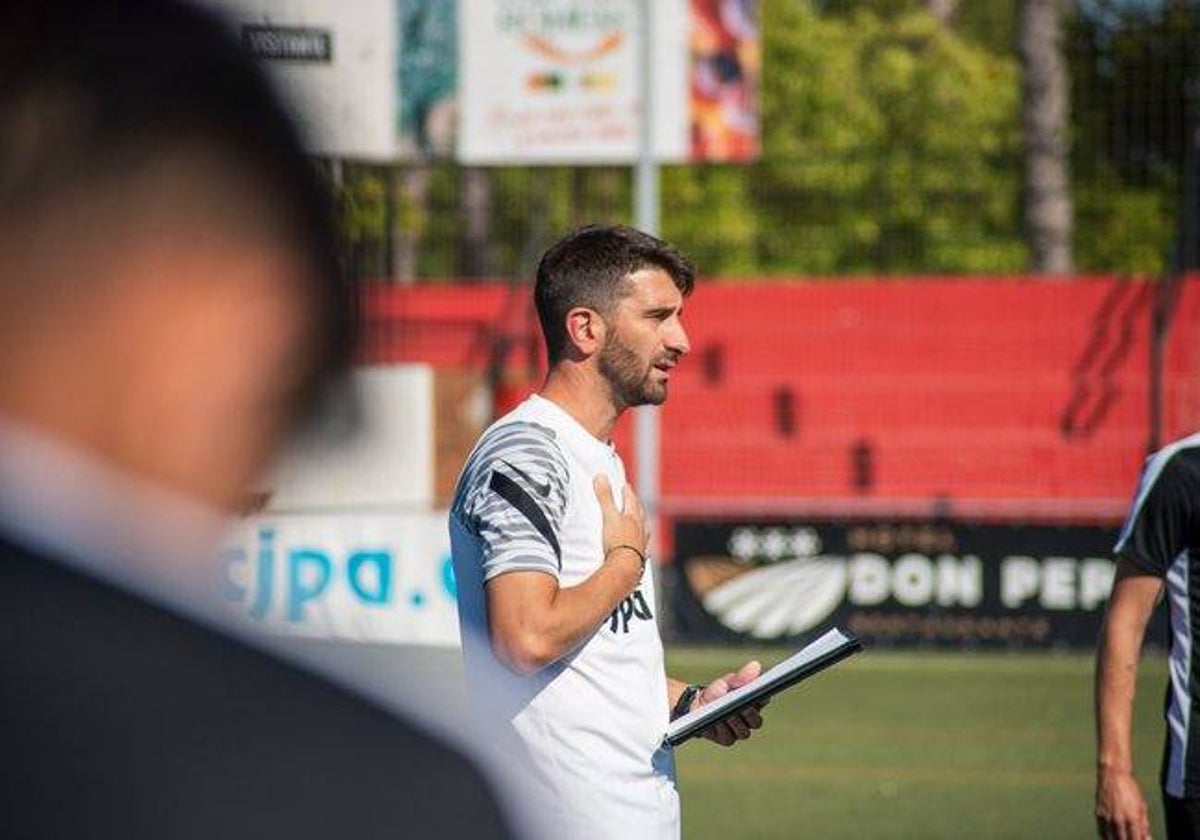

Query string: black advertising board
672 519 1168 649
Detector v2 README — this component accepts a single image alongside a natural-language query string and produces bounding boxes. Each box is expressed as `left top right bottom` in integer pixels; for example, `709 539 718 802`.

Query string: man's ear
564 306 605 357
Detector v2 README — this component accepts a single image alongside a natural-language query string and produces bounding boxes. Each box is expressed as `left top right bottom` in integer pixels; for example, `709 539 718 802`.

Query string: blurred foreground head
0 0 353 512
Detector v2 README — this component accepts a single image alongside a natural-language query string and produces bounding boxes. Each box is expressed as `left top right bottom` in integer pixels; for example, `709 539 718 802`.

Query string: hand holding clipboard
665 627 863 748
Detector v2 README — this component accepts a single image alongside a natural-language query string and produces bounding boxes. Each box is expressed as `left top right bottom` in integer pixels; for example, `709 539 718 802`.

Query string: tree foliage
1068 0 1194 275
663 0 1024 275
337 0 1190 280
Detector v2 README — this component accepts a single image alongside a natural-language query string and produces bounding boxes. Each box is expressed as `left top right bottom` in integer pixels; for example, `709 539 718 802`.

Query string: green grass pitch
666 647 1167 839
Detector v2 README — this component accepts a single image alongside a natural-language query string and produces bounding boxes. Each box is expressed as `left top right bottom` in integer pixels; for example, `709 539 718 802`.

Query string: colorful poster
396 0 458 157
690 0 759 161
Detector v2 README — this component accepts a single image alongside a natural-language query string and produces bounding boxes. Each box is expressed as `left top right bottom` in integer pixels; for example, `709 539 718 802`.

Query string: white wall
268 365 434 513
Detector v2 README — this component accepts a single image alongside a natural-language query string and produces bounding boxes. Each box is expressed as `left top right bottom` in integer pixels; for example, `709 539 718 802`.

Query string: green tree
664 0 1025 275
1069 0 1194 275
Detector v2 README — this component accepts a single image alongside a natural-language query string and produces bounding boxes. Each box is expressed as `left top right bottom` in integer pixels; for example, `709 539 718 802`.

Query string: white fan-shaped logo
701 556 848 639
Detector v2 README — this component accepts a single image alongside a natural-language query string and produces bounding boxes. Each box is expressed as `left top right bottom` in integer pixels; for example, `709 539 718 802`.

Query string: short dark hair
534 225 695 363
0 0 353 421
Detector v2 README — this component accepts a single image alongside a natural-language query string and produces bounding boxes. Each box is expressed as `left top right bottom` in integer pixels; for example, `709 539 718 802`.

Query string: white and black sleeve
463 422 570 582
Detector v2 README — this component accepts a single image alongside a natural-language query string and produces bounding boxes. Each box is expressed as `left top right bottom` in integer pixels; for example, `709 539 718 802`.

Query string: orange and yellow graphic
691 0 759 162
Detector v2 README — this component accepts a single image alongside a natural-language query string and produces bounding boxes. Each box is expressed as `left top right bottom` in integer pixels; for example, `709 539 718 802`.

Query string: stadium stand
362 275 1200 523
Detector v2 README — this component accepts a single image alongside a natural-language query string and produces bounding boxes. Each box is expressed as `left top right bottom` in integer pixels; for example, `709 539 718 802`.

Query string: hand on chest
560 451 624 568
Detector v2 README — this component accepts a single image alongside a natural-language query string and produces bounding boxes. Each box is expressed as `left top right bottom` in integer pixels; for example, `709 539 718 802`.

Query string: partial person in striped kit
1096 433 1200 840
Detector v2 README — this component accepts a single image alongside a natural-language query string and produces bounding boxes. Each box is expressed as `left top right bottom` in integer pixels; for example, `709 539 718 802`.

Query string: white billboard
208 1 758 164
209 0 400 160
458 0 690 164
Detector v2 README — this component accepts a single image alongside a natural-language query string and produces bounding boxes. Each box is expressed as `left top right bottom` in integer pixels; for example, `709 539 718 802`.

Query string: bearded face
597 324 676 409
588 267 689 411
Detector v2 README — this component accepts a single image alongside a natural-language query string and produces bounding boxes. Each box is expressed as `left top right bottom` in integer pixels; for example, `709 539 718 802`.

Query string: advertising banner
211 1 458 160
221 511 460 647
673 519 1168 649
458 0 691 164
212 0 400 160
396 0 459 158
690 0 759 161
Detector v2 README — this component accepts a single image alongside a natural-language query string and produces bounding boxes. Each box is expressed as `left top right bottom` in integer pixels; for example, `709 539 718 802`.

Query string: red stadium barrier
363 275 1200 523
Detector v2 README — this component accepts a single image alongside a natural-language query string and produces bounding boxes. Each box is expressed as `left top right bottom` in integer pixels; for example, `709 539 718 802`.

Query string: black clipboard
664 627 863 748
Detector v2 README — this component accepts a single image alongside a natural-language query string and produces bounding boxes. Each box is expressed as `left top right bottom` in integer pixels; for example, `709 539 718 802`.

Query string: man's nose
667 321 691 356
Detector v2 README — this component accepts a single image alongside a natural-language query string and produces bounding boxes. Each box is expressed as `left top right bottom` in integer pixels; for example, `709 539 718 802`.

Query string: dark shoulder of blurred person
0 2 515 837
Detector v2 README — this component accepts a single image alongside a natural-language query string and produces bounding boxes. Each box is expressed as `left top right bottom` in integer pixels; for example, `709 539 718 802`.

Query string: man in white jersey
450 225 766 838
